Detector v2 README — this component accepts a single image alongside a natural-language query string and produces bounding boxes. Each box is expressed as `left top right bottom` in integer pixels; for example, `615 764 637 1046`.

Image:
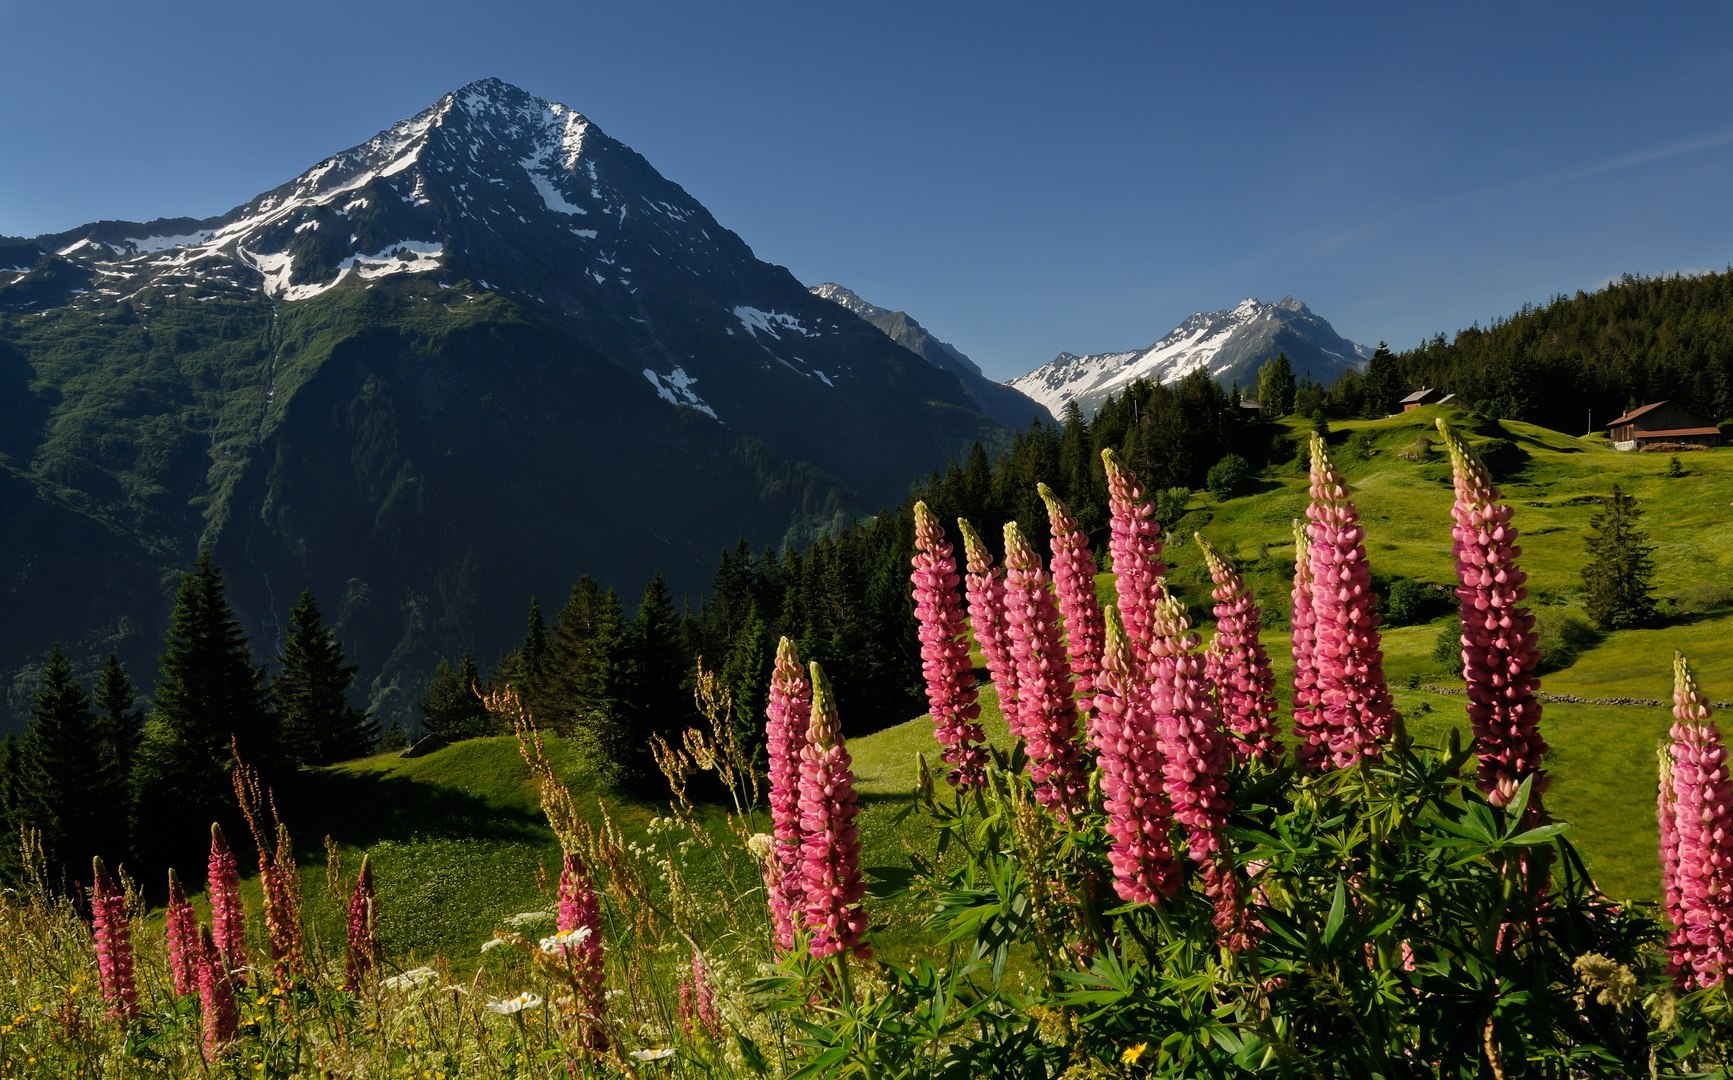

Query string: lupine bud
91 857 139 1021
959 519 1020 730
1436 420 1548 807
346 853 378 987
1195 534 1282 765
557 851 609 1047
1092 606 1181 904
1306 433 1394 766
165 868 200 996
1665 652 1733 988
1658 746 1689 984
1001 521 1089 817
1290 520 1329 769
911 502 988 787
1038 484 1106 696
208 824 246 984
197 925 238 1060
1147 591 1249 950
798 662 870 960
764 637 810 952
1102 449 1168 670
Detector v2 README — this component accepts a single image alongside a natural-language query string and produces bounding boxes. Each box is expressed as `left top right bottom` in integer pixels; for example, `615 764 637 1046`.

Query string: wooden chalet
1605 401 1722 450
1399 388 1460 412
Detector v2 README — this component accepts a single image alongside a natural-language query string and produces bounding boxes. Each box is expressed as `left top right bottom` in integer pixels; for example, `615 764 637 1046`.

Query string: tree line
1266 270 1733 430
3 553 377 886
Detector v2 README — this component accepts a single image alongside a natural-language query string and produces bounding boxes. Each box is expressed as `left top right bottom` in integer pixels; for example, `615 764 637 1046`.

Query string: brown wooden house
1605 401 1722 450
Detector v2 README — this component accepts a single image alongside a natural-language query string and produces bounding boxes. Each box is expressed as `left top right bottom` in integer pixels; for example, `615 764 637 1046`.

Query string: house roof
1398 387 1438 405
1607 400 1671 427
1629 427 1721 440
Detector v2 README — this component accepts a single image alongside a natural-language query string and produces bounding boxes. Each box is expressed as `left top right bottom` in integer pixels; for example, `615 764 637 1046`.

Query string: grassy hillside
285 405 1729 959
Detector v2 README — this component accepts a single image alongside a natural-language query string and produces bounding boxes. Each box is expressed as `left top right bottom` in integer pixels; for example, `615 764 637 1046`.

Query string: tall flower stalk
557 851 609 1047
1147 592 1248 950
764 636 811 952
1092 605 1180 904
1436 419 1548 808
165 868 200 996
959 519 1019 732
1659 746 1688 982
1195 534 1282 765
264 823 305 979
1102 449 1168 670
798 661 870 961
197 925 237 1060
1039 483 1106 696
679 948 722 1038
1001 521 1089 818
1290 520 1329 769
90 857 139 1021
208 824 246 985
1305 433 1393 767
911 501 988 787
1663 651 1733 988
346 853 379 987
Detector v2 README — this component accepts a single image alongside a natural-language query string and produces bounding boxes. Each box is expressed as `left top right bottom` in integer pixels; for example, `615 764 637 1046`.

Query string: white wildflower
630 1048 676 1062
382 967 439 991
504 910 556 929
481 938 509 953
538 927 593 954
484 992 544 1015
745 833 774 862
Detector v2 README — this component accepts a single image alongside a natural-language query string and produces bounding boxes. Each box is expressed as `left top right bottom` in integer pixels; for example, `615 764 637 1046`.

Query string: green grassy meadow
289 405 1731 958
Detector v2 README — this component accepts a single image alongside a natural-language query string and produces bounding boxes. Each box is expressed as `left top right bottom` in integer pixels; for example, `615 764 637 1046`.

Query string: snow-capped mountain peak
1009 296 1369 417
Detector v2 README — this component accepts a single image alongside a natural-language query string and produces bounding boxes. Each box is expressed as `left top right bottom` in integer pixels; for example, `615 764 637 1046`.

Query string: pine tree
377 718 409 753
23 644 124 880
0 733 23 881
276 590 376 765
418 649 492 739
1256 353 1297 417
516 597 549 709
1582 485 1658 630
588 576 692 792
1362 342 1400 417
94 653 143 779
131 551 278 872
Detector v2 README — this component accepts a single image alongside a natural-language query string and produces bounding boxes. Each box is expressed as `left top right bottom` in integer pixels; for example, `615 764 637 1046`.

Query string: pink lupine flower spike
911 501 989 787
1663 652 1733 988
1194 534 1282 765
1038 484 1107 696
1091 605 1181 904
165 868 200 997
959 519 1021 735
763 636 811 953
1001 521 1089 818
1101 449 1168 671
798 661 871 962
91 856 140 1021
1305 433 1394 767
1436 419 1548 808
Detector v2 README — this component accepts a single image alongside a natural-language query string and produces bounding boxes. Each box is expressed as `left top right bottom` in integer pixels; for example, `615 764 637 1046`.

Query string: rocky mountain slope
1010 296 1369 416
0 78 1011 727
809 283 1052 427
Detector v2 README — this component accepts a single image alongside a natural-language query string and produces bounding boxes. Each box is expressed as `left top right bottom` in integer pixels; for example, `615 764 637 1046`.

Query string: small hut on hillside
1605 401 1721 450
1399 388 1460 412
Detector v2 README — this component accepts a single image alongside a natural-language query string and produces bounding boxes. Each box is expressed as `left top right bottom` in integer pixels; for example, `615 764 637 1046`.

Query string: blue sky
3 1 1731 380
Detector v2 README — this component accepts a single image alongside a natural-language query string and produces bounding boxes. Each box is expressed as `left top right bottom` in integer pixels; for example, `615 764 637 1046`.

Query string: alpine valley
1011 295 1371 417
0 78 1035 727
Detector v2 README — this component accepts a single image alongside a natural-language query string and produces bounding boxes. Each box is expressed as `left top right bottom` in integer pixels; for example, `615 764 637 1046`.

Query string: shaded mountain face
1010 296 1369 417
809 283 1053 428
0 78 1009 728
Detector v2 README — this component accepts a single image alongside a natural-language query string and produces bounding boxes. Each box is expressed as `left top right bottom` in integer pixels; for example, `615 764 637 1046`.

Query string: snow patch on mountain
643 366 719 420
733 306 813 340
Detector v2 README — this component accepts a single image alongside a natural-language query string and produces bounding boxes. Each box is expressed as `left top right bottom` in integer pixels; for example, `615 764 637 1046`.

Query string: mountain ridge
1011 295 1369 416
0 77 1013 728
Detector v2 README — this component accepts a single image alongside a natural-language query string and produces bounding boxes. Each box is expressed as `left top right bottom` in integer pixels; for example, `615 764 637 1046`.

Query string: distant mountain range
0 78 1014 728
809 283 1053 428
1010 296 1370 417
